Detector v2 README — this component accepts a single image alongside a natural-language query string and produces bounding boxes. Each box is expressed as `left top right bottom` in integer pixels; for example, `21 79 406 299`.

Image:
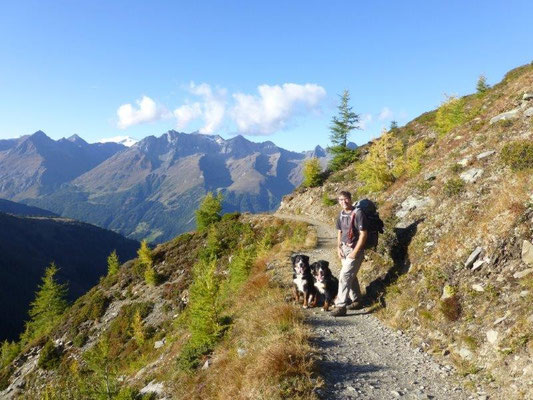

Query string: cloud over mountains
117 82 327 136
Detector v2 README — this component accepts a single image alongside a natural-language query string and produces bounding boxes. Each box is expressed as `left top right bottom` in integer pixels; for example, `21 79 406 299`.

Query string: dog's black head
291 254 310 275
311 260 331 282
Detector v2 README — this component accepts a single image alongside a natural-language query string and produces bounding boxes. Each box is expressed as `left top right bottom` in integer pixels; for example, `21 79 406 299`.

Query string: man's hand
337 246 343 259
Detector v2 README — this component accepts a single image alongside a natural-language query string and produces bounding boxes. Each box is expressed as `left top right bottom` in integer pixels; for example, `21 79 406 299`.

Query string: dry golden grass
170 220 320 400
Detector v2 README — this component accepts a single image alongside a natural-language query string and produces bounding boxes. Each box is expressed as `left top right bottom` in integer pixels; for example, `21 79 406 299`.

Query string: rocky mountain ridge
4 130 331 242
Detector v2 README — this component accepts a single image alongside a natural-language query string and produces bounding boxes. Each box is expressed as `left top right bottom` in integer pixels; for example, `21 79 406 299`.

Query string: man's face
338 195 352 211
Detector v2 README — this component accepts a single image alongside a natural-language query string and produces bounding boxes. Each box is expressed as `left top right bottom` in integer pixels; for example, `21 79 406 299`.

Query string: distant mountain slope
0 198 57 217
22 131 331 242
0 131 125 200
0 212 139 341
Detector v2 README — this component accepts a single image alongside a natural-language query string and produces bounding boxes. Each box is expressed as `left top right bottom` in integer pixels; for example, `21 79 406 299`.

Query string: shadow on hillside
363 218 423 310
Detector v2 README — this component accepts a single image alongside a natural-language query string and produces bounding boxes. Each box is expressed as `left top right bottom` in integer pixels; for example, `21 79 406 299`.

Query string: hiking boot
347 300 365 310
331 306 346 317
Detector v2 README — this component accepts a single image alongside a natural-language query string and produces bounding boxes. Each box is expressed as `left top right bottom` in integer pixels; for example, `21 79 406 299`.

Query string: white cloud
117 96 169 129
378 107 393 121
231 83 326 135
359 113 373 130
174 102 202 130
173 83 227 134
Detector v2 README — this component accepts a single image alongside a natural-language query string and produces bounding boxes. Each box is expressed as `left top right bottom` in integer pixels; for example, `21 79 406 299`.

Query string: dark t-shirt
336 208 368 245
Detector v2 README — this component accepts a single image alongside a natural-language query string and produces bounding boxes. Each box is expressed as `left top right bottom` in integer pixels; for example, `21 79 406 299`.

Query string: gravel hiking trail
275 213 476 400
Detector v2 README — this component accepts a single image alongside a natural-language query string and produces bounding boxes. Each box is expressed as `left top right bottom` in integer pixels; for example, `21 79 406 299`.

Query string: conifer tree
144 264 157 286
21 263 68 344
302 157 322 187
476 74 490 94
195 192 223 232
137 240 152 267
83 338 119 398
131 310 145 346
107 250 120 276
330 89 360 148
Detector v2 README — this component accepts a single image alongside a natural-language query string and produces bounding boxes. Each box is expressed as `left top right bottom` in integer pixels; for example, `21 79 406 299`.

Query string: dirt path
275 213 474 400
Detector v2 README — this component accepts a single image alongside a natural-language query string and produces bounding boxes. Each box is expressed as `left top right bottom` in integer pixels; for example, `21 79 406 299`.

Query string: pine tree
131 310 145 346
83 338 119 399
302 158 322 187
476 74 490 94
137 240 152 268
107 250 120 276
144 264 157 286
21 263 68 344
195 192 223 232
330 89 360 148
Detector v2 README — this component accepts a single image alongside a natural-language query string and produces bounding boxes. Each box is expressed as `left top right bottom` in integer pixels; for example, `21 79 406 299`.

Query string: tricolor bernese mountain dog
311 260 338 311
291 254 317 308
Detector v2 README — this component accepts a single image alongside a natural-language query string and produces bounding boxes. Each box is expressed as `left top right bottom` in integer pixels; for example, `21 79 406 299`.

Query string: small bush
322 192 337 206
38 340 61 370
501 141 533 171
0 340 20 369
301 157 322 187
443 177 465 197
440 295 461 321
435 96 467 136
355 132 403 194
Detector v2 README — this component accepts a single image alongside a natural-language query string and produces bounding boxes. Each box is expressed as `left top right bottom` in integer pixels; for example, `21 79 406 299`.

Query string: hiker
332 191 367 317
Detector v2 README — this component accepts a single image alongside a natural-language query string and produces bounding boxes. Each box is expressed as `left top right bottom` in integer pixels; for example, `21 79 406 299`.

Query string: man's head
338 191 353 211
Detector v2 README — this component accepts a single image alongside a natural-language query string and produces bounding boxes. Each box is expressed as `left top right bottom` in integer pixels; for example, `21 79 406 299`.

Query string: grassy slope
279 63 533 398
1 213 320 400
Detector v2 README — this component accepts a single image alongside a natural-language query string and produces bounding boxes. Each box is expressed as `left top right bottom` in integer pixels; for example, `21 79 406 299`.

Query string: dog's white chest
293 276 306 292
315 281 326 294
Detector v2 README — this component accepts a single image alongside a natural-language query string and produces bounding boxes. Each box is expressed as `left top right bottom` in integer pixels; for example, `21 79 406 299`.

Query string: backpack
347 198 384 249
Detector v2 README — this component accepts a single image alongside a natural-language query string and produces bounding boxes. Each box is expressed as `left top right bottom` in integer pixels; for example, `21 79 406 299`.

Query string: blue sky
1 0 532 151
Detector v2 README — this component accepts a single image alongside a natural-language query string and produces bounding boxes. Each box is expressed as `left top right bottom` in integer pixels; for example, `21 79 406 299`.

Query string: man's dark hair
338 191 352 199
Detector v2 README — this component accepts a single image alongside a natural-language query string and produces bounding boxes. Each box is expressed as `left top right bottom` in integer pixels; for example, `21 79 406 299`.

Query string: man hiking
332 190 368 317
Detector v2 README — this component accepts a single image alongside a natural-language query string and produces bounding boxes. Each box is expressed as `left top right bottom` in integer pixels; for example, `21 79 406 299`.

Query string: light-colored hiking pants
335 243 364 308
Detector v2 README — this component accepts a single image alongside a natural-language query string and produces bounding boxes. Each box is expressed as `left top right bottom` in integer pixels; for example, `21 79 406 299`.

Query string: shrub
301 158 322 187
440 295 461 321
38 340 61 370
322 192 337 206
195 192 223 232
0 341 20 369
443 177 465 197
355 132 403 194
435 96 466 136
501 141 533 171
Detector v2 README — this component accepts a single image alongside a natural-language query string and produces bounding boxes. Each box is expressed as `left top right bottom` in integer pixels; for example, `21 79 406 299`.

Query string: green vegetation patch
501 141 533 171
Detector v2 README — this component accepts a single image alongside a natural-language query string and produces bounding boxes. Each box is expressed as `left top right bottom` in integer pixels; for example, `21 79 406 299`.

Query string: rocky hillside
4 131 330 243
0 213 318 399
278 63 533 399
0 212 139 342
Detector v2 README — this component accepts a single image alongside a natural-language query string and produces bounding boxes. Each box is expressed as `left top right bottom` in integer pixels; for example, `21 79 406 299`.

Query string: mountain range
0 130 333 242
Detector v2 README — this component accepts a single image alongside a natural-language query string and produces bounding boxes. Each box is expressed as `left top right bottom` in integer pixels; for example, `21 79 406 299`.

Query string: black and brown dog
311 260 338 311
291 254 317 308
